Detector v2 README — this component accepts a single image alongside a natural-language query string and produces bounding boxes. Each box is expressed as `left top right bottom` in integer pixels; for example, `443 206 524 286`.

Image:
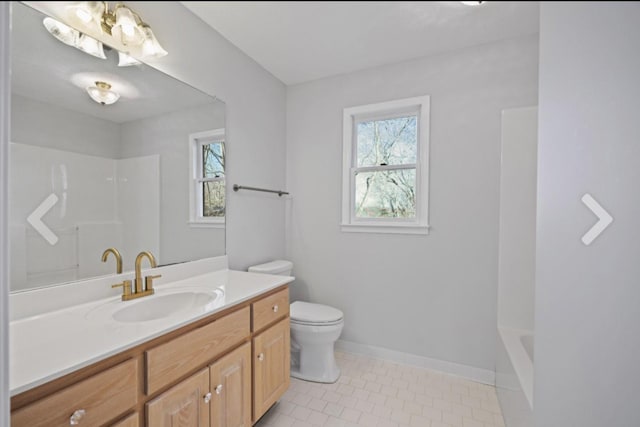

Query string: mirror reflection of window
201 139 225 218
189 129 226 225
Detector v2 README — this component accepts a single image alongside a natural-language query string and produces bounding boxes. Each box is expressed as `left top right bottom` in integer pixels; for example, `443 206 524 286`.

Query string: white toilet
248 260 344 383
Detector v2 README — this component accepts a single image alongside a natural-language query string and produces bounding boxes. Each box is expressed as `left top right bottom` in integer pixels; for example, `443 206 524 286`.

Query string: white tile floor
255 351 505 427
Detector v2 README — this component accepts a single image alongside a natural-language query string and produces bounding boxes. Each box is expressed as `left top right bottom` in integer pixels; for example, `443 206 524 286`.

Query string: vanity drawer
146 306 250 395
252 288 289 332
11 359 137 427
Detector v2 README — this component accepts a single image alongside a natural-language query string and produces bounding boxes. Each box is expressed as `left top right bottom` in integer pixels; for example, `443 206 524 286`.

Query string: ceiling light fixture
86 81 120 105
460 1 485 5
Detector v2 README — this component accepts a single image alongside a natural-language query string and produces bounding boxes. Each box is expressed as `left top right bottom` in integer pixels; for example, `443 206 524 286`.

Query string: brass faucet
111 251 161 301
133 251 161 297
101 247 123 274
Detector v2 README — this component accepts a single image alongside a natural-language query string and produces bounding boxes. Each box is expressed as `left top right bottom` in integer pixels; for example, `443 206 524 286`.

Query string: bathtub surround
535 3 640 426
286 35 538 380
495 107 536 426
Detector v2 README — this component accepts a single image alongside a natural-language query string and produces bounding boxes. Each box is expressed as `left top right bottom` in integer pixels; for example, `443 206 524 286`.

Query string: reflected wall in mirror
10 2 226 292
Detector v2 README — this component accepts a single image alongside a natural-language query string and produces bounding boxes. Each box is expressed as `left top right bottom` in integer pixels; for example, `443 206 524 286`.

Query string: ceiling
182 1 540 86
13 3 219 124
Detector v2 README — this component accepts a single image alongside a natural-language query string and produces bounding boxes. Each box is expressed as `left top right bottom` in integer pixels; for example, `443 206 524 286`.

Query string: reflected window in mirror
189 129 226 227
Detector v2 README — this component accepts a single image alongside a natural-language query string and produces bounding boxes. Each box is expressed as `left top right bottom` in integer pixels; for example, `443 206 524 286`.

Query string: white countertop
10 268 292 396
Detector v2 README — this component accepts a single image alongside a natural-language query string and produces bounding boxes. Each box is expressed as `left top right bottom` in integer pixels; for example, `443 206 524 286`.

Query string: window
189 129 225 227
341 96 430 234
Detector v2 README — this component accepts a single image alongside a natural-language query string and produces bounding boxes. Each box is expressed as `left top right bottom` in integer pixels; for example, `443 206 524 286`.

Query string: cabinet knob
257 353 265 361
215 384 223 394
273 304 279 313
69 409 86 425
204 392 212 404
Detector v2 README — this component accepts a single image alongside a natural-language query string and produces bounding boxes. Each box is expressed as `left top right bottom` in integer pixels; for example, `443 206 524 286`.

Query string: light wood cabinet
112 412 140 427
252 317 291 422
11 285 290 427
210 342 252 427
251 288 289 332
146 307 250 395
147 368 210 427
11 359 137 427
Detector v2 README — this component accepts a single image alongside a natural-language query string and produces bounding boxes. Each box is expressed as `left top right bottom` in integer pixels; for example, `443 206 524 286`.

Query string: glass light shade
111 6 145 46
76 34 107 59
140 25 168 58
86 81 120 105
117 51 141 67
70 2 105 25
43 17 79 47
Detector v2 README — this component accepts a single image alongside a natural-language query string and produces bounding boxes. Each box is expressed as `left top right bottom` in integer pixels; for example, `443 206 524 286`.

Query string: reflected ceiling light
76 33 107 59
110 4 145 46
69 2 105 26
117 51 141 67
43 17 107 60
140 25 168 59
86 81 120 105
43 17 78 46
74 2 169 59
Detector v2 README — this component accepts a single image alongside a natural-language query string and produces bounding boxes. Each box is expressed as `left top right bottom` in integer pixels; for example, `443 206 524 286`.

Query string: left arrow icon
27 193 59 245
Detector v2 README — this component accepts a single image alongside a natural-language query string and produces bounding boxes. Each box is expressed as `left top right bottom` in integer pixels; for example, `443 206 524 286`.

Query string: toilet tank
248 260 293 276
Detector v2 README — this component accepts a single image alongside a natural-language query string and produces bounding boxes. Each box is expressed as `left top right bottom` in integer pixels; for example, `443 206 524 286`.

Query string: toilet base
291 366 341 384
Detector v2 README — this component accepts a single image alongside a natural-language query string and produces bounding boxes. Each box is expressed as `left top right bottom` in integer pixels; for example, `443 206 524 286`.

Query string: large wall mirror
10 2 226 292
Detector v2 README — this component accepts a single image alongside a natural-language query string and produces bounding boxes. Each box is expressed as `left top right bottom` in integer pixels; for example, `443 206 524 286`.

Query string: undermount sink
87 288 225 323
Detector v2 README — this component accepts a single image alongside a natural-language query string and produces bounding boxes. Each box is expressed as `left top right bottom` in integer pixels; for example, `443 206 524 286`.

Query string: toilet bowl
248 260 344 383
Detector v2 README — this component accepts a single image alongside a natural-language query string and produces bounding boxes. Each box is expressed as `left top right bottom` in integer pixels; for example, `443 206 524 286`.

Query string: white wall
128 2 288 270
497 107 537 331
11 95 120 158
119 104 225 267
286 36 538 373
535 3 640 426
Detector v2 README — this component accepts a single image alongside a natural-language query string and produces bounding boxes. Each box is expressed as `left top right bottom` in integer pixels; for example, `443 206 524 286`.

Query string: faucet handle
145 274 162 293
112 280 133 300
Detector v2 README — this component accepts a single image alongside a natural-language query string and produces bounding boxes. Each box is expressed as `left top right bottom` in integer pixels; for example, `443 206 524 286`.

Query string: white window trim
341 96 430 235
188 129 225 228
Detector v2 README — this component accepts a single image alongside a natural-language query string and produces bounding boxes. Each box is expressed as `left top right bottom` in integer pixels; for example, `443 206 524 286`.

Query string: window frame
188 129 226 228
341 96 430 235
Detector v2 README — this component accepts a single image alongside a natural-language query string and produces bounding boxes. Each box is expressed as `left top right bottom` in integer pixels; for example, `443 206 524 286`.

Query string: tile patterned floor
255 351 505 427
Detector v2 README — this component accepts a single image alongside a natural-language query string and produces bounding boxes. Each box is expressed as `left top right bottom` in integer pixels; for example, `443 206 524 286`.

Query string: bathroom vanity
9 258 291 427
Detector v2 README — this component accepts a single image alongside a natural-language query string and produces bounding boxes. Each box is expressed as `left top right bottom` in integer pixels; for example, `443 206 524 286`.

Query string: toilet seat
290 301 343 326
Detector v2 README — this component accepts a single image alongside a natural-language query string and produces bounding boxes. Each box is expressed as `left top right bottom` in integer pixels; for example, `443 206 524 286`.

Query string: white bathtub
496 327 534 427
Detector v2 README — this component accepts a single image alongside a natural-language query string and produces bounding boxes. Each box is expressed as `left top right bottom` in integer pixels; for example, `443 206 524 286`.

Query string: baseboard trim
335 339 495 385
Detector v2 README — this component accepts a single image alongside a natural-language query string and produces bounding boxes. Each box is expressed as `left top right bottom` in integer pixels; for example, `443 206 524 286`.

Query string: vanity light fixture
86 81 120 105
43 17 107 59
71 2 168 59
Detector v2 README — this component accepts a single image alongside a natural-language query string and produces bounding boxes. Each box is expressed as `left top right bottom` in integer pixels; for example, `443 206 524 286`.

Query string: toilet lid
290 301 343 324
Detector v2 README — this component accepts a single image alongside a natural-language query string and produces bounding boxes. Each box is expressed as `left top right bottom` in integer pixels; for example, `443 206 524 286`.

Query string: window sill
187 221 225 229
340 223 430 235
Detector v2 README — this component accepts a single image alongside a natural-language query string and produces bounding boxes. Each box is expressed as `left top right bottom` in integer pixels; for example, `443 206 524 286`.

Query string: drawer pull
257 353 264 361
204 392 212 404
273 304 279 313
69 409 86 425
215 384 223 395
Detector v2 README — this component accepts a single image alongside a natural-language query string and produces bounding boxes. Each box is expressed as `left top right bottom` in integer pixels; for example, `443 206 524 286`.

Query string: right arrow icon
581 193 613 246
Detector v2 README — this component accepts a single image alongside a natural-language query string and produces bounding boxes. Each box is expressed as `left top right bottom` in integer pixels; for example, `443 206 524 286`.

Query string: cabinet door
147 368 210 427
111 412 139 427
210 342 252 427
252 317 290 421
